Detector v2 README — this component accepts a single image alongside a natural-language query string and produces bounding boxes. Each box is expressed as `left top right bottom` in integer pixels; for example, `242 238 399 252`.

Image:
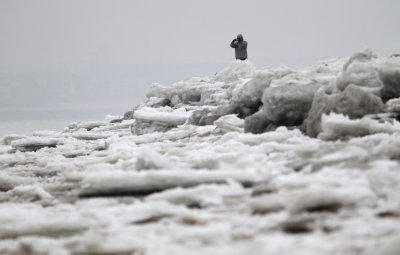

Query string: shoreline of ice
1 49 400 254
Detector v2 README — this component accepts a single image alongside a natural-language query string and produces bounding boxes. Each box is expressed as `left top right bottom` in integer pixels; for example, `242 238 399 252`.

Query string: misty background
1 0 399 135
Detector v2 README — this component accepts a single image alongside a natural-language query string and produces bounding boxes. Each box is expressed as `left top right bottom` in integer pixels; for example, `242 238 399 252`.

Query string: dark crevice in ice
304 202 342 213
376 210 400 218
131 213 173 225
78 180 232 198
281 218 314 234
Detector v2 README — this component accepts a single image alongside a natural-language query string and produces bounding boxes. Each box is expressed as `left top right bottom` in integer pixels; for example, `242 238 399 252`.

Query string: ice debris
1 49 400 254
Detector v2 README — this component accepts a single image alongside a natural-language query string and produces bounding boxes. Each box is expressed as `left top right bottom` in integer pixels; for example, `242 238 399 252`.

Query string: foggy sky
1 0 399 73
0 0 399 126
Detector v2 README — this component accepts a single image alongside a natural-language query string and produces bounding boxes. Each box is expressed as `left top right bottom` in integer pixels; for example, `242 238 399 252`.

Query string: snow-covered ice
1 49 400 255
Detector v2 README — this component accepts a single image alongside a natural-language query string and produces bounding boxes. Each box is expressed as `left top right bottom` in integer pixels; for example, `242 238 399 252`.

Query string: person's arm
230 39 238 48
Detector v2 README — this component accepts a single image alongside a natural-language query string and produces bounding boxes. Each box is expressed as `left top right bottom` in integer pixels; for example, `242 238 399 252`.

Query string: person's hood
237 34 243 42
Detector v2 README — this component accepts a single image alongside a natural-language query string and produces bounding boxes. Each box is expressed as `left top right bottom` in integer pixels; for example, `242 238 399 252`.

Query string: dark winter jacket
230 36 248 60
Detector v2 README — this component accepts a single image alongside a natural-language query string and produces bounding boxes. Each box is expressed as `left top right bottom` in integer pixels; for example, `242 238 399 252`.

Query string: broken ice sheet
1 52 400 254
71 169 269 197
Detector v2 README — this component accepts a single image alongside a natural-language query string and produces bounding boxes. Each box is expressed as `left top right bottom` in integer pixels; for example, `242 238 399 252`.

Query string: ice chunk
147 182 244 208
64 120 108 132
1 134 27 146
131 106 190 135
123 110 133 120
93 119 134 132
337 48 382 92
305 84 384 137
133 106 189 126
215 60 256 83
220 126 304 147
11 137 59 152
72 170 268 197
72 131 111 140
230 66 292 118
241 59 343 132
146 77 210 105
32 130 63 137
0 204 92 238
319 113 400 140
367 161 400 201
244 109 272 134
199 83 230 106
8 185 54 205
249 195 284 214
250 181 373 215
188 108 221 126
0 173 35 191
262 82 320 126
145 97 171 107
131 119 175 135
214 114 244 133
379 58 400 102
135 148 174 170
386 98 400 113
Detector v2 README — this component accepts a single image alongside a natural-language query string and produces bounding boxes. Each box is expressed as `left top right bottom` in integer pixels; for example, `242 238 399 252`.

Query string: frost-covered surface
1 50 400 255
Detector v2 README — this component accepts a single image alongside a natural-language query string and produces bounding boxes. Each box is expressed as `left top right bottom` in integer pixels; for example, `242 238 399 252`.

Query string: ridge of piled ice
1 49 400 254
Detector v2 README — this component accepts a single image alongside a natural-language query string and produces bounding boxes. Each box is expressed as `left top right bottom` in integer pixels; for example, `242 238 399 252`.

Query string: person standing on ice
230 34 248 60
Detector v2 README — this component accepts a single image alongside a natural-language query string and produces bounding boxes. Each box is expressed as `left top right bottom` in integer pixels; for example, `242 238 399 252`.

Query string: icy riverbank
1 49 400 255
